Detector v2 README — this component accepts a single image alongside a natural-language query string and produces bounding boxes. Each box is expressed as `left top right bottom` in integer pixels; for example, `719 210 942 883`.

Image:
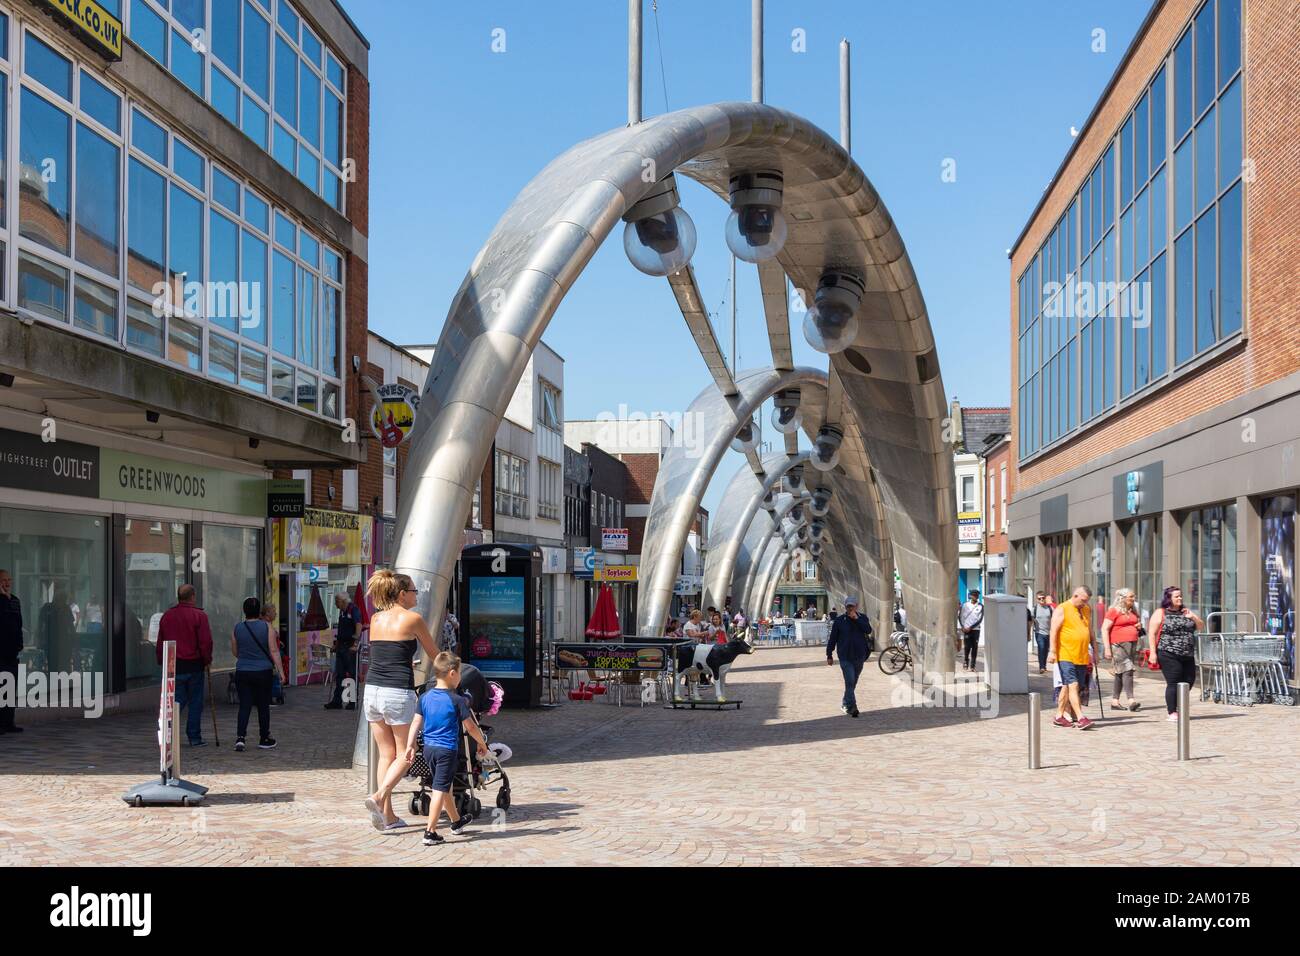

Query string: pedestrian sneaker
1076 717 1096 730
450 816 471 835
1166 712 1179 722
423 829 444 846
849 708 860 718
345 702 356 710
258 737 277 749
188 739 206 747
234 737 246 752
841 705 850 715
1052 716 1074 728
323 701 342 710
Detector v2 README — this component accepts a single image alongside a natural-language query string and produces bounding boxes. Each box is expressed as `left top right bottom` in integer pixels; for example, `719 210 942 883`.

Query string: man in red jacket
156 584 214 746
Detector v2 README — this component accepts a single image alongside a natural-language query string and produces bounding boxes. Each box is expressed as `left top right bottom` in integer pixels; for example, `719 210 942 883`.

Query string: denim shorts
363 684 417 725
1058 660 1087 686
425 745 458 793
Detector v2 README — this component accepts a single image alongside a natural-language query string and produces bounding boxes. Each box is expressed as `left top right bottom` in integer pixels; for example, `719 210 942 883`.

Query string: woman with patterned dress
1147 586 1204 722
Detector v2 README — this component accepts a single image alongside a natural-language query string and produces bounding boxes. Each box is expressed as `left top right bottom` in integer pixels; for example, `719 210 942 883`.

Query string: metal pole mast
751 0 764 103
629 0 643 124
839 39 851 152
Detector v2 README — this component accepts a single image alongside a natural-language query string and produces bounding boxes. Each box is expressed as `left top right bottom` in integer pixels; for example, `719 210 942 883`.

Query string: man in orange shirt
1047 586 1095 730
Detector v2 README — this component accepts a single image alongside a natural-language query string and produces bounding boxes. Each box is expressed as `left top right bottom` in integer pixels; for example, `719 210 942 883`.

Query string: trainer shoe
323 701 342 710
423 829 444 845
849 708 860 718
450 817 471 835
1052 716 1074 728
1166 712 1179 722
234 737 246 752
258 737 277 749
1076 717 1095 730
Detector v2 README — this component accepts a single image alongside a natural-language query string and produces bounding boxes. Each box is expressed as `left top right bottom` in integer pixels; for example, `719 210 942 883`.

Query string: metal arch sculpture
392 101 956 672
700 450 809 613
635 366 827 637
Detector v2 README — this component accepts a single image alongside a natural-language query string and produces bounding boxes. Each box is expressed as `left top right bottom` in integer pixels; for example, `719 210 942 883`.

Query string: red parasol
585 583 622 640
353 579 371 626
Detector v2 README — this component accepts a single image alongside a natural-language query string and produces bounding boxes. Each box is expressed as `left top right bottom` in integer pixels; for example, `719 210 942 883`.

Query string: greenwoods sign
100 449 266 516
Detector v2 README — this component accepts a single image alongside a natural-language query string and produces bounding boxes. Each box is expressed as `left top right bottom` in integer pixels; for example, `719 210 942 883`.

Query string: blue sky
350 0 1150 514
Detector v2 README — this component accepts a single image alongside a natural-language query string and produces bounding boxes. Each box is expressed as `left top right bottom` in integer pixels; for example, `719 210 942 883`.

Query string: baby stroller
406 665 511 820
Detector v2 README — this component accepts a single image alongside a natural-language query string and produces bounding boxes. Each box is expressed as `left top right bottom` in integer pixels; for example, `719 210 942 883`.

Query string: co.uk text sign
38 0 124 60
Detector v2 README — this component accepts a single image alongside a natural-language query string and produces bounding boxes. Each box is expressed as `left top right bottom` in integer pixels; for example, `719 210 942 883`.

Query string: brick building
0 0 371 715
1007 0 1300 683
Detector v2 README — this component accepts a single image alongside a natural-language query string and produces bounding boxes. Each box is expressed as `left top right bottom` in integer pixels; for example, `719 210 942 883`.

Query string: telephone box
458 543 543 708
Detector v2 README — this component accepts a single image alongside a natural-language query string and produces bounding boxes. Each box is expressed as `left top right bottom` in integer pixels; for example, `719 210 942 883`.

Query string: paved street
1 647 1297 866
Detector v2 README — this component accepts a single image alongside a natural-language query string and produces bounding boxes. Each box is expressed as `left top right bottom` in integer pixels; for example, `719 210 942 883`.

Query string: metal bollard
1028 692 1042 770
1177 682 1191 760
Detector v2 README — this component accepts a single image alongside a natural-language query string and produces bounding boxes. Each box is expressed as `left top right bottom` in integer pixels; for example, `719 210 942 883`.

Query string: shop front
0 426 268 714
272 507 374 685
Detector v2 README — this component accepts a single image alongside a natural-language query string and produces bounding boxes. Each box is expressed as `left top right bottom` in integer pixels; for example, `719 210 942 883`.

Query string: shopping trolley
1199 612 1295 707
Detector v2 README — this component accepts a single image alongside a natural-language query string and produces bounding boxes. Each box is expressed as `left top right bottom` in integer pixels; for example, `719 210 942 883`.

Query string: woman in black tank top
360 570 439 830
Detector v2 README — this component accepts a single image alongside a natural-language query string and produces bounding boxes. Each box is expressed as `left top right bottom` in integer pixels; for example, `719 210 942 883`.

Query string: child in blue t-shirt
405 651 489 845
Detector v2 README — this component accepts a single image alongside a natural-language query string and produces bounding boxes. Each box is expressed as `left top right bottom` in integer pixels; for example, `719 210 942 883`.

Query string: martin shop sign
0 427 99 497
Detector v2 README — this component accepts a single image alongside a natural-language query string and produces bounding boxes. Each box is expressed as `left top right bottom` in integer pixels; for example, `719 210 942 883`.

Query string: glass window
1123 517 1162 615
1219 181 1242 338
1218 0 1240 88
321 382 339 420
1195 206 1217 353
173 138 205 190
241 94 268 149
1150 67 1166 176
1195 106 1216 214
297 266 315 366
326 52 344 91
212 0 240 70
272 250 294 355
202 525 260 672
168 314 202 370
274 212 295 250
301 27 322 66
296 369 317 412
168 183 204 310
209 331 238 382
132 109 167 163
1134 94 1148 187
1173 28 1193 141
80 72 121 133
1218 77 1241 193
274 36 297 123
241 231 268 343
1174 231 1194 365
322 168 342 211
242 1 270 99
271 359 293 402
1260 496 1295 679
1119 115 1133 209
73 275 118 340
74 123 121 277
173 0 205 32
20 90 72 255
209 210 239 331
244 191 269 232
240 345 266 392
297 145 318 191
277 0 300 39
211 66 239 124
127 297 164 355
298 230 318 268
1194 0 1216 118
321 283 340 376
131 0 167 64
170 28 203 95
273 121 295 171
123 520 186 688
1174 138 1193 234
18 252 68 323
1151 253 1168 378
127 158 166 293
323 249 342 283
299 60 320 147
213 166 240 212
25 33 72 100
1180 504 1237 623
0 507 108 677
1151 166 1167 257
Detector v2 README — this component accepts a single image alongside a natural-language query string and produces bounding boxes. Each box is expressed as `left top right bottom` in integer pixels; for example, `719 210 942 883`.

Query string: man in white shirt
958 590 985 672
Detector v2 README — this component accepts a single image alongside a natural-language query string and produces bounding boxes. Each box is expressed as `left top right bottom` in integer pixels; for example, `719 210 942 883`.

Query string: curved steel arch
393 101 955 670
699 450 809 613
636 366 826 637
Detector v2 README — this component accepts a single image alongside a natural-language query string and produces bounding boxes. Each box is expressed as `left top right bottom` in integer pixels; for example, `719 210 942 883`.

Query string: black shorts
426 745 459 793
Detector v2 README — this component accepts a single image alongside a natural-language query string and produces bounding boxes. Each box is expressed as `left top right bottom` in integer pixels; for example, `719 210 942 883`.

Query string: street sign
267 478 305 518
602 528 629 551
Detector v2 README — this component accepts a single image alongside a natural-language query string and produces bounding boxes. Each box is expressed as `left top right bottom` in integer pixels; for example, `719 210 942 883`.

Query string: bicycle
879 631 912 674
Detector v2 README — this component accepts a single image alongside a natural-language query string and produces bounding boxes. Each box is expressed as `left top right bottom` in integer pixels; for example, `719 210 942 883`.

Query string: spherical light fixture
771 388 803 435
810 425 844 472
725 171 788 263
730 416 760 454
782 461 805 496
622 175 697 277
803 271 864 354
809 486 833 517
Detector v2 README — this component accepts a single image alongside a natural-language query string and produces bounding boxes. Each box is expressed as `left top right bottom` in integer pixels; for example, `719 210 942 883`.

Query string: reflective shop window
202 525 261 673
0 508 108 677
124 520 187 689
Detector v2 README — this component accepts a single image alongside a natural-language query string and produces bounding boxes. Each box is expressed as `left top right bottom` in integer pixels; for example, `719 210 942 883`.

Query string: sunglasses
401 588 418 594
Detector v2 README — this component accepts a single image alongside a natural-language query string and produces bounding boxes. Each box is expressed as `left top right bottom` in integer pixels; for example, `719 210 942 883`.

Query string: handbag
239 621 279 674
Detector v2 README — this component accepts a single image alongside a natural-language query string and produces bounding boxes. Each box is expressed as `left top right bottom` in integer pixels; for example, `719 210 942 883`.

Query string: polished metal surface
636 365 825 636
393 101 956 671
628 0 641 125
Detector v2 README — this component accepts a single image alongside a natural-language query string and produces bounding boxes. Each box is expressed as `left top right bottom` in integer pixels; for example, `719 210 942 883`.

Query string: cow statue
675 637 755 702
